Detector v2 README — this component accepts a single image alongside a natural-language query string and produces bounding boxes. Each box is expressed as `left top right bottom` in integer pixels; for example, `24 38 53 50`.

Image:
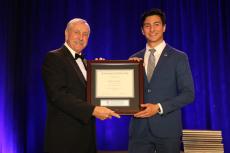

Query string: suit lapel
62 46 87 86
152 44 172 78
135 49 149 85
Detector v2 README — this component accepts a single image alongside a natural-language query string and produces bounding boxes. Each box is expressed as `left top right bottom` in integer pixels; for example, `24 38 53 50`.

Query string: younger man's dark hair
141 8 166 28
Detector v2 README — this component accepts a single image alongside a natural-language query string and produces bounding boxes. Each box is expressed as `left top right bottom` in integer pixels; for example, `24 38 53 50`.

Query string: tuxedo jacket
129 44 195 138
42 46 96 153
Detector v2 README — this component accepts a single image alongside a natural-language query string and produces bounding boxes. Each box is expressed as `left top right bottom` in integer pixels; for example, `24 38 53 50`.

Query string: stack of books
182 129 224 153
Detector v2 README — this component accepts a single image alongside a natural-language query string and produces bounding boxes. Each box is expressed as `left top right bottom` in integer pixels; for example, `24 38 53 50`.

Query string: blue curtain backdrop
1 0 230 152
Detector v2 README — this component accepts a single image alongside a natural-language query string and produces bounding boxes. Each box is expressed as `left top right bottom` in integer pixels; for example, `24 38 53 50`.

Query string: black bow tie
75 53 84 60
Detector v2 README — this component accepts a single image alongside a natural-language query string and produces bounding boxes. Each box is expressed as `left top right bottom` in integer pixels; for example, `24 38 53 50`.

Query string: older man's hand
92 106 120 120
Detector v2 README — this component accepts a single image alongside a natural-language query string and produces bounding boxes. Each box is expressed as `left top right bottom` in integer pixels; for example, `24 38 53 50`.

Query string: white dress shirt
144 40 166 74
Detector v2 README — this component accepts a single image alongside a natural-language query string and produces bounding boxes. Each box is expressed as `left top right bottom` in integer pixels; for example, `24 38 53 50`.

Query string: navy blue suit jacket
129 44 195 138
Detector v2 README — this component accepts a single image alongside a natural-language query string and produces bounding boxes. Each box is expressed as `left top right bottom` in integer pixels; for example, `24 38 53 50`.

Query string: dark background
1 0 230 152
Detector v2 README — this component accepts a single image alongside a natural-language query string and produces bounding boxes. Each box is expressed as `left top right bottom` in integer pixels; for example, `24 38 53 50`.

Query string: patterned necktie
147 49 156 82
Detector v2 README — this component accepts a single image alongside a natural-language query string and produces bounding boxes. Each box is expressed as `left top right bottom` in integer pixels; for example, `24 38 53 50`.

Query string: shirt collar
64 42 82 59
145 40 166 55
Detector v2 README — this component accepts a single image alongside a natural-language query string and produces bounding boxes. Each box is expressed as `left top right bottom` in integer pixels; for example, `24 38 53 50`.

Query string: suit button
147 89 151 93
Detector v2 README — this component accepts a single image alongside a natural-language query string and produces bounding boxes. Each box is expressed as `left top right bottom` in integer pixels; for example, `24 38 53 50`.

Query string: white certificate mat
95 69 134 98
100 99 130 107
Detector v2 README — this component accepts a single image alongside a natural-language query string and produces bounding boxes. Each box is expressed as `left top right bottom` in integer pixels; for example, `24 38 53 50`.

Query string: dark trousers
128 123 180 153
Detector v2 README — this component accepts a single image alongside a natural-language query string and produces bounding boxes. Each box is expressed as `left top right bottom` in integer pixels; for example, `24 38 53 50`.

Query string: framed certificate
87 60 144 114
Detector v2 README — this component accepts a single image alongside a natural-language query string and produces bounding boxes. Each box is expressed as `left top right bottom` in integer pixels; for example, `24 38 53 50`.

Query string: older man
42 18 120 153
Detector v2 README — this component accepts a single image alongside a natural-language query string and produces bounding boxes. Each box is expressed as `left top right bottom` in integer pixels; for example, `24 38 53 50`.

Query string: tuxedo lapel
62 46 87 86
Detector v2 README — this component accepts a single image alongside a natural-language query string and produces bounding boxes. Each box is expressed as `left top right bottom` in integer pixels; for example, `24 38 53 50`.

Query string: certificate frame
87 60 144 115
